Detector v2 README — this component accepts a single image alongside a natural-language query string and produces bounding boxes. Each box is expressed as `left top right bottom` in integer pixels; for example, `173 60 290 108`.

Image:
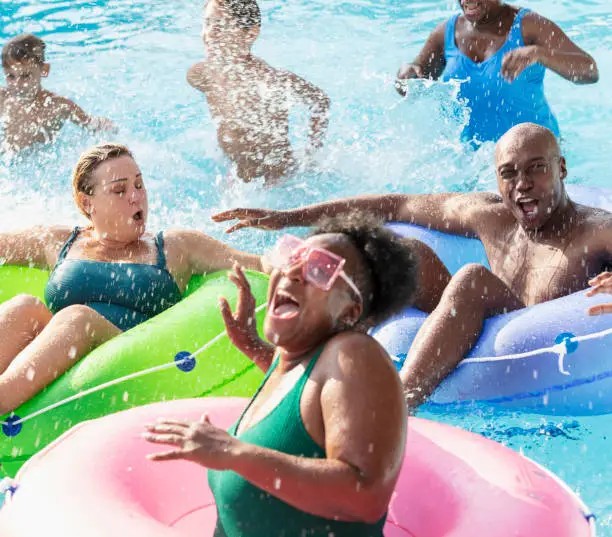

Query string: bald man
213 123 612 408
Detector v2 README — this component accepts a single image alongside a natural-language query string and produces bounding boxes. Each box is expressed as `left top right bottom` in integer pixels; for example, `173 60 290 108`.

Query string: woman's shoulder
40 225 74 248
161 228 208 242
319 331 398 379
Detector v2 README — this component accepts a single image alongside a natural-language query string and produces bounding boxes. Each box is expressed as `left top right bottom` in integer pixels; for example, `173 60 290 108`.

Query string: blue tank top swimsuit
441 8 560 143
44 228 182 331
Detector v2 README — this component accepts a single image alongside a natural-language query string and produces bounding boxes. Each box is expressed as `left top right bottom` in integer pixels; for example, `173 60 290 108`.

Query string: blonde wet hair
72 143 133 217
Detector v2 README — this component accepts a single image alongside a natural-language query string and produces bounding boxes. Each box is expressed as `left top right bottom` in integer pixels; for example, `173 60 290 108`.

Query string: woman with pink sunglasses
144 211 417 536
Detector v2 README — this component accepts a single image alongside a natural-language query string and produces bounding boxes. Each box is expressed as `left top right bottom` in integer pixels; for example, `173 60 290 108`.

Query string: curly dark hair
2 34 46 68
221 0 261 30
310 211 418 326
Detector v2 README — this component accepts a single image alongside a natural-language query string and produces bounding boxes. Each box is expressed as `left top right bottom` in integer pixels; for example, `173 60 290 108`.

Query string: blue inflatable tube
373 185 612 415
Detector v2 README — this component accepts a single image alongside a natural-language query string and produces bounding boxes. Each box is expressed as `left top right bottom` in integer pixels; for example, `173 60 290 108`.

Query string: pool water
1 0 611 530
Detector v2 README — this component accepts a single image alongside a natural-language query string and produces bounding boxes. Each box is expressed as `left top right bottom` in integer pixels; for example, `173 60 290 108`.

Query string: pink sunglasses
263 234 363 302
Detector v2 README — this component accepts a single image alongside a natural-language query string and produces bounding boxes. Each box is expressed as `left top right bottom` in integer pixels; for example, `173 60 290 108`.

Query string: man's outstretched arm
212 192 500 237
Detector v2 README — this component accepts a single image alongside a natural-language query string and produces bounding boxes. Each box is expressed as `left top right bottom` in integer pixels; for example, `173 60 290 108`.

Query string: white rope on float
1 303 268 429
458 327 612 375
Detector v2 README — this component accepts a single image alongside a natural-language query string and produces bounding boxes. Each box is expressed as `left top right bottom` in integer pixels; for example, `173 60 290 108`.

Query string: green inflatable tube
0 266 268 478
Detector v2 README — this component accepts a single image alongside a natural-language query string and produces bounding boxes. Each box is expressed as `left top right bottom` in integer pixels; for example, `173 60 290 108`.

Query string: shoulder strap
444 14 460 52
231 356 279 434
303 346 326 378
56 227 81 264
154 231 166 269
510 8 530 45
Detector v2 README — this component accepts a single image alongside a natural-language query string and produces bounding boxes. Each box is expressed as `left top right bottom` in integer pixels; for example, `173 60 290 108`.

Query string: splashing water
1 0 612 529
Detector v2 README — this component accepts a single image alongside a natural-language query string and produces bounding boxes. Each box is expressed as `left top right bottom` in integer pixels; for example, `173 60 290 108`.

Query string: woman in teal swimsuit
145 212 417 536
0 143 263 414
396 0 598 143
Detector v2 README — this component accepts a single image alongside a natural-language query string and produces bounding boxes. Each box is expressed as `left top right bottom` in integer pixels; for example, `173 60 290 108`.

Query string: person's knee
52 305 119 343
2 294 52 323
445 264 490 296
5 293 46 312
53 304 96 326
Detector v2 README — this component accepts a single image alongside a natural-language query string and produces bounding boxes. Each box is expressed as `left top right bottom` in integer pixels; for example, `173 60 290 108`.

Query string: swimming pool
1 0 611 530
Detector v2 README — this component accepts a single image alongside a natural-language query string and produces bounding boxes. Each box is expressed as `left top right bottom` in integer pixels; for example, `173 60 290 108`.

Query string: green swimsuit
208 348 386 537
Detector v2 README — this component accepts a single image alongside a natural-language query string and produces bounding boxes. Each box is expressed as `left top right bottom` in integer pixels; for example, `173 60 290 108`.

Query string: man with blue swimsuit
395 0 598 143
212 123 612 409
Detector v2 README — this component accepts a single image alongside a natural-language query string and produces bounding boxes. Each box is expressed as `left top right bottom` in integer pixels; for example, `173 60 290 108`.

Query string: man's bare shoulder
454 191 505 217
469 191 504 207
577 202 612 230
451 192 510 237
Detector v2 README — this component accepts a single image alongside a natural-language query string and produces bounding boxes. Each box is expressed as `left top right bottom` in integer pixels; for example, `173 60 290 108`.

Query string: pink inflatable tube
0 398 595 537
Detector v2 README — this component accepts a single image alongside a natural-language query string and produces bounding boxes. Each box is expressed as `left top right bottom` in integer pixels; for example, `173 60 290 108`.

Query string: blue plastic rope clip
555 332 578 354
2 415 22 437
174 351 196 372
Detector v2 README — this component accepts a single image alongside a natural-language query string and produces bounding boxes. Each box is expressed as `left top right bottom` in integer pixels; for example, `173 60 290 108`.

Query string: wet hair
2 34 46 68
72 143 133 217
220 0 261 30
310 211 419 326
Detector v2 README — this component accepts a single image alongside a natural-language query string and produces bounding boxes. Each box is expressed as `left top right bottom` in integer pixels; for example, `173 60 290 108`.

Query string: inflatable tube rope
0 398 595 537
0 268 267 478
373 185 612 415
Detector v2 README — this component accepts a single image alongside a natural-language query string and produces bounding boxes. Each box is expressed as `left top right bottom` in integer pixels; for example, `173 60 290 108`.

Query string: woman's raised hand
219 263 260 351
218 263 276 371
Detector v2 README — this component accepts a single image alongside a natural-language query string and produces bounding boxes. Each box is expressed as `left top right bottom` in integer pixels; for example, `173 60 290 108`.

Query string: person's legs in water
0 304 121 414
0 295 52 374
400 263 524 408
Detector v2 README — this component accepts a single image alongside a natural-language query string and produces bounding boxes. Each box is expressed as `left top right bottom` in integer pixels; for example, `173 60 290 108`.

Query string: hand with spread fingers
211 208 288 234
219 263 275 371
143 415 238 470
586 272 612 316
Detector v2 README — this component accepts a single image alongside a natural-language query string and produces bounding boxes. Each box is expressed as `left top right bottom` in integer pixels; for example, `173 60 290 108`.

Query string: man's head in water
2 34 49 99
202 0 261 57
495 123 568 231
458 0 503 24
264 211 418 354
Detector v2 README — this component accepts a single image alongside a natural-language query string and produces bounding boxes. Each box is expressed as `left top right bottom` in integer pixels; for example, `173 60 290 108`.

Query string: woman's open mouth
271 289 300 320
132 210 144 222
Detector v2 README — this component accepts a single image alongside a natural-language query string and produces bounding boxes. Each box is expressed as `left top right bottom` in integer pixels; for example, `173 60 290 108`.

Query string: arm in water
60 97 117 132
283 70 330 161
395 22 446 96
